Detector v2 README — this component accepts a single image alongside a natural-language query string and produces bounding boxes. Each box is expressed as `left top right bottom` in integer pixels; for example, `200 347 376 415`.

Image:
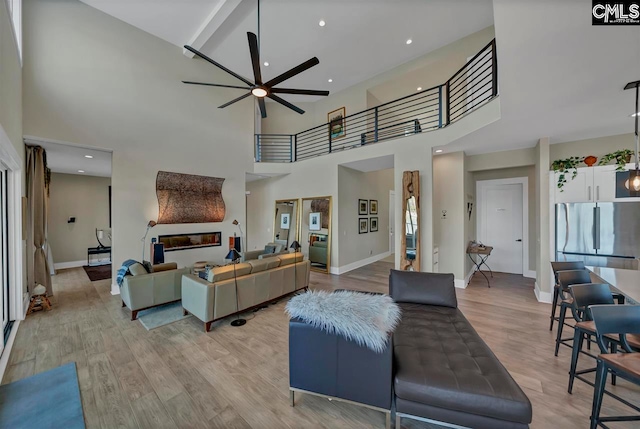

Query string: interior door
389 190 395 254
480 183 523 274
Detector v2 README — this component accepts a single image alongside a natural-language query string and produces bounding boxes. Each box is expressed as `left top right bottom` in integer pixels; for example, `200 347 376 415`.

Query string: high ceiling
444 0 640 154
79 0 494 101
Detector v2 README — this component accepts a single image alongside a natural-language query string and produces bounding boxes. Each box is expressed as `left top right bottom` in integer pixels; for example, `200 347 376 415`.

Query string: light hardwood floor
3 262 640 428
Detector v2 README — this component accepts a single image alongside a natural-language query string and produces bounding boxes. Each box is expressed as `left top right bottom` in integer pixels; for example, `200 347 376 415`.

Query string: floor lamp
290 241 301 290
141 220 157 262
225 249 246 327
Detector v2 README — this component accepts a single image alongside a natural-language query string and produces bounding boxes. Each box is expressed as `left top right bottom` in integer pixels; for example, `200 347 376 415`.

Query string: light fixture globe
251 87 268 97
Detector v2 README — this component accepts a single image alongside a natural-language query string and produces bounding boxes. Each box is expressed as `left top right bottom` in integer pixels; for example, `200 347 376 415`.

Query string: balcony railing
255 39 497 163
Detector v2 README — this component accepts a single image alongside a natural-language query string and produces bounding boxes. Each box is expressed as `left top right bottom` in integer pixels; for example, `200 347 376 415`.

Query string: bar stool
555 269 592 356
550 261 585 331
589 304 640 429
567 283 615 394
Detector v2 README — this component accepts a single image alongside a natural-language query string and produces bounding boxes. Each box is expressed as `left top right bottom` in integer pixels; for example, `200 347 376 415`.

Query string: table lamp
225 248 246 327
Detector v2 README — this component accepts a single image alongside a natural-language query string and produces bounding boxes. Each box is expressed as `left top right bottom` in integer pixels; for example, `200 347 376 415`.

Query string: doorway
476 178 528 275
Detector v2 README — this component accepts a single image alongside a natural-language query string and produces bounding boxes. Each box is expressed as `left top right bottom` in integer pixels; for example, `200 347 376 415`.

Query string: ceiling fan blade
184 45 254 87
247 32 262 85
267 94 305 115
271 88 329 96
218 92 252 109
258 97 267 118
264 57 320 88
182 81 250 90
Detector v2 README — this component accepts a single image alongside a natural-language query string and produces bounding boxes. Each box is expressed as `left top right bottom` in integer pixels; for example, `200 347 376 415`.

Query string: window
6 0 22 62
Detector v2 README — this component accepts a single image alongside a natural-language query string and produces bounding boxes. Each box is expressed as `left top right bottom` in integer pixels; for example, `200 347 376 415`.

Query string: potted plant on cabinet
551 156 584 192
598 149 633 171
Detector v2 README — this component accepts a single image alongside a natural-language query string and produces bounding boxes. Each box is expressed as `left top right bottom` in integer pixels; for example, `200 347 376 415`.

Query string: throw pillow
264 245 277 254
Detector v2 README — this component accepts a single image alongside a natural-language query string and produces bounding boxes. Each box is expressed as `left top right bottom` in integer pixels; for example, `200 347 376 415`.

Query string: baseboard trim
534 282 553 303
332 251 391 275
454 268 475 289
53 260 85 270
0 319 21 382
111 283 120 296
524 269 536 279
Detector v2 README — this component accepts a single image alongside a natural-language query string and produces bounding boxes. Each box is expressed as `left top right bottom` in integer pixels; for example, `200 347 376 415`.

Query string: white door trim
476 177 533 278
389 190 395 254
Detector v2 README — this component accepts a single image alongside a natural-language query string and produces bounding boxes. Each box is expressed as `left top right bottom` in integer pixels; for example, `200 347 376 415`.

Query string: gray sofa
242 242 288 261
120 262 190 320
390 270 532 429
182 253 309 331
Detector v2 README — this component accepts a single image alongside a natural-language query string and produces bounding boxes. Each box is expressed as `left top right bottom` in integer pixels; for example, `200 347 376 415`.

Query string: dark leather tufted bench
390 270 532 429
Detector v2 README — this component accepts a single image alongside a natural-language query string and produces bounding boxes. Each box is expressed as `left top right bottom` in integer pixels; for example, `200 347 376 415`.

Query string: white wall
535 137 552 299
433 152 466 280
337 167 394 267
550 133 635 162
48 173 111 265
22 0 254 292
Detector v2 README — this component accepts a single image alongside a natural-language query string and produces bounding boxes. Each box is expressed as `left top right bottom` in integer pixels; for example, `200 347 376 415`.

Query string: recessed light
406 39 412 45
78 170 85 173
263 61 269 66
417 87 422 91
84 155 93 159
319 20 326 27
328 79 333 83
435 149 443 153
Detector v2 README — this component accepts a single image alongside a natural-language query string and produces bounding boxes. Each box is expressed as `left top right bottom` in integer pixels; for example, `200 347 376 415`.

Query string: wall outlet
441 210 447 219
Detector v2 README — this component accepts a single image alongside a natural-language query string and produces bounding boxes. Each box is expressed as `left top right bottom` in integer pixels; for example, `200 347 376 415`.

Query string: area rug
0 362 85 429
138 301 191 330
82 264 111 281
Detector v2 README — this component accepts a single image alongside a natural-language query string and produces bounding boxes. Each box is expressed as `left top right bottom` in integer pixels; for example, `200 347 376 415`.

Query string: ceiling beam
183 0 244 57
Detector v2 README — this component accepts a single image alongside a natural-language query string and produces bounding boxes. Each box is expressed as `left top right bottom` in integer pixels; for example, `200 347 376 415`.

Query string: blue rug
138 301 191 330
0 362 85 429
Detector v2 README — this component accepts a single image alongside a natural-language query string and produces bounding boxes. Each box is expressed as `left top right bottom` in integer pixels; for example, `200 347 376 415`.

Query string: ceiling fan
182 32 329 118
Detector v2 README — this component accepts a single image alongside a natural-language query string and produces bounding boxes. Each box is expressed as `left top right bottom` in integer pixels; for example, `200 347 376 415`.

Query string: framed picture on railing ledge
328 107 346 140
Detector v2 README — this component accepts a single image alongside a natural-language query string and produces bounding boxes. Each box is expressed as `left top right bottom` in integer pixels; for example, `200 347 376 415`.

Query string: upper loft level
255 38 497 164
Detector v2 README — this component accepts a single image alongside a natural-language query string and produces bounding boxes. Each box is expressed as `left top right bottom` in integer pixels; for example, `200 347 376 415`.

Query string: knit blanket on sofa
285 290 401 353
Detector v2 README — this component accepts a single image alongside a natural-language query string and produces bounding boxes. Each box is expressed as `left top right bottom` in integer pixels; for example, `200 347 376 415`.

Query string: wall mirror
273 199 299 249
401 171 420 271
301 196 332 273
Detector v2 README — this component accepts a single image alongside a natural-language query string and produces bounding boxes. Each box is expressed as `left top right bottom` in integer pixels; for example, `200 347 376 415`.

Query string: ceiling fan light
251 87 268 97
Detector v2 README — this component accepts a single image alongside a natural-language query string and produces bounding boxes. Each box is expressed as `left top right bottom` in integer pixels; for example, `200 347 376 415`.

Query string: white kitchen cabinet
552 164 640 204
553 168 592 203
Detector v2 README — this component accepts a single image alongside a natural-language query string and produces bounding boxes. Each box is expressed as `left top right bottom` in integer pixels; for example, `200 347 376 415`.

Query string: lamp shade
225 249 241 261
290 241 301 251
147 220 157 228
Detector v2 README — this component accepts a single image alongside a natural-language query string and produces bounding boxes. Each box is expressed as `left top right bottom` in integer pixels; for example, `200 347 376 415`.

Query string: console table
467 245 493 287
87 246 111 266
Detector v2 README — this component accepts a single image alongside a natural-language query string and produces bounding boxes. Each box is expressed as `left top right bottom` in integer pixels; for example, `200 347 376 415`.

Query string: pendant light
624 80 640 194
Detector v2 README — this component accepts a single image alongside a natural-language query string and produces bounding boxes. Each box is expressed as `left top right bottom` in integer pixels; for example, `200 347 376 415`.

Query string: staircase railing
256 38 497 163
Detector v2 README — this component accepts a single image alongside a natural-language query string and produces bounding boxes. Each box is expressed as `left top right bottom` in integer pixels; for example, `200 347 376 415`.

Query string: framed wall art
281 213 290 229
358 199 368 215
359 218 368 234
370 217 379 232
369 199 378 214
328 106 346 140
309 212 321 231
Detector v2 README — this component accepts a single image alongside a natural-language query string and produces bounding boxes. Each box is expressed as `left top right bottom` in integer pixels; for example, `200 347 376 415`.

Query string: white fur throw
285 290 401 353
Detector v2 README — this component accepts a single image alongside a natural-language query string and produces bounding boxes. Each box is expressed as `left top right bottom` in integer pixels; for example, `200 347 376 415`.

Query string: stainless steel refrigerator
555 202 640 270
